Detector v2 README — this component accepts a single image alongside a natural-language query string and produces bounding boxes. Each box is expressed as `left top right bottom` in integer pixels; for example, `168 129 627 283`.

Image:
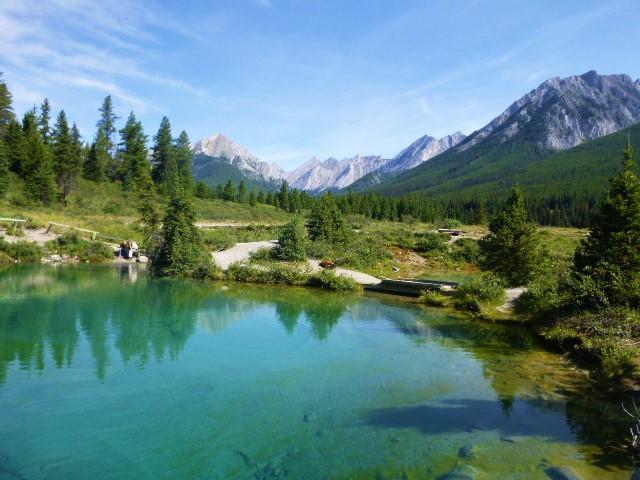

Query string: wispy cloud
0 0 207 113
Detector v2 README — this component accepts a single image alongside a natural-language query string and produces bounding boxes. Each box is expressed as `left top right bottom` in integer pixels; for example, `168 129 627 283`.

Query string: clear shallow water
0 265 636 479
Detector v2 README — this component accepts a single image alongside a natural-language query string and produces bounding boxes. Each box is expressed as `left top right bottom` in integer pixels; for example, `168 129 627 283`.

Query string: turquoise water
0 265 636 479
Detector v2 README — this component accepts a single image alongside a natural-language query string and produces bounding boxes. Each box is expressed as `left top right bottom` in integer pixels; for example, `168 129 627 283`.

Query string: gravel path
497 287 527 313
212 241 277 270
212 241 381 285
0 228 59 246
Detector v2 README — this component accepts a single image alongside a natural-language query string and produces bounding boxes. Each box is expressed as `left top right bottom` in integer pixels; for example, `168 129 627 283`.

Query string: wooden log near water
364 278 458 297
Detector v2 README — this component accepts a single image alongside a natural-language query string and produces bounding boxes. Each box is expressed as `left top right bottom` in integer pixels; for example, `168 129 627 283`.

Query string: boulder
137 255 149 264
458 444 478 459
544 466 583 480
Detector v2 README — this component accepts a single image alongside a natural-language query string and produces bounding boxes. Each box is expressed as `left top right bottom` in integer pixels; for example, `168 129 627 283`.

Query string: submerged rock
544 466 584 480
458 444 478 459
437 464 479 480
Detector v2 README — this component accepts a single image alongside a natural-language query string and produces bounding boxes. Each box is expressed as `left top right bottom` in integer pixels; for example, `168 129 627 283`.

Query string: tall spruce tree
118 112 149 190
5 120 25 175
237 180 247 203
151 117 177 187
222 180 235 201
97 95 117 154
70 123 84 175
278 180 290 211
0 72 14 135
306 192 347 243
174 130 193 189
479 184 541 286
0 140 8 198
39 98 51 144
22 110 56 204
572 140 640 307
152 183 212 277
83 129 110 182
52 110 81 201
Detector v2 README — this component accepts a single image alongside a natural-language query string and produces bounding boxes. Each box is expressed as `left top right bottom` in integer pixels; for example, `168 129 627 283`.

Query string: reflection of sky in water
0 265 635 479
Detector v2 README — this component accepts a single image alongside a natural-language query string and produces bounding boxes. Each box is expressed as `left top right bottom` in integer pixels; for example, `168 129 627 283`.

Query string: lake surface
0 265 636 479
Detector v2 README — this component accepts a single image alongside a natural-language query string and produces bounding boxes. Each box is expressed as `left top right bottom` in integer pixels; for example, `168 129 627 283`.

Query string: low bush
5 223 25 237
418 291 449 307
309 269 361 292
249 247 274 262
46 232 114 263
0 251 13 264
452 274 505 312
415 232 449 254
226 261 311 285
450 238 481 264
544 307 640 379
441 218 462 229
0 239 43 262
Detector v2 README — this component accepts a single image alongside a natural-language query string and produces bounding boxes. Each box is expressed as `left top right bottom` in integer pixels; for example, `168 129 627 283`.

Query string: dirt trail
0 228 59 246
497 287 527 313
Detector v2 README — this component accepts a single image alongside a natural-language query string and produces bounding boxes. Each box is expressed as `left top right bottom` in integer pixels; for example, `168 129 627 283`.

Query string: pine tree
274 215 306 261
118 112 149 190
39 98 51 144
479 184 541 286
257 191 265 204
237 180 247 203
0 140 8 198
52 110 81 201
0 72 14 136
97 95 117 156
248 189 257 206
83 130 110 182
136 170 162 250
222 180 235 201
5 120 25 175
70 123 84 177
306 192 347 243
572 140 640 307
152 183 212 277
151 117 177 187
174 130 193 189
22 110 56 204
279 180 290 211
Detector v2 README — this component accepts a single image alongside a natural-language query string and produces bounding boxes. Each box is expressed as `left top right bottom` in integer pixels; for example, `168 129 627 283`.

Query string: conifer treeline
0 72 612 227
0 73 193 204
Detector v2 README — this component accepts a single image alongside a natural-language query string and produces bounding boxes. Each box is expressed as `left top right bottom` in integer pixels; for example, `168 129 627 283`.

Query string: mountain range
192 71 640 195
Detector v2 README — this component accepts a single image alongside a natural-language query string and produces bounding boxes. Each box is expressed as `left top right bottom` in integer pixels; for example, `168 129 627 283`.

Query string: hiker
129 241 138 259
118 242 128 259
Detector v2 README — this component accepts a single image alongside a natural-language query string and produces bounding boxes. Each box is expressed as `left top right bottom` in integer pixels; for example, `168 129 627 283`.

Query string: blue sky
0 0 638 170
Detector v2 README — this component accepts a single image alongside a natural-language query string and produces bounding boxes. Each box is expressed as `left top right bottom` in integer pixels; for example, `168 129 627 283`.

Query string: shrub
226 262 311 285
418 291 449 307
5 223 25 237
416 232 449 254
46 231 114 262
544 307 640 379
309 269 361 292
450 238 481 264
516 265 571 316
274 216 306 261
452 274 505 312
0 251 12 264
441 218 462 229
249 247 274 262
0 239 43 263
